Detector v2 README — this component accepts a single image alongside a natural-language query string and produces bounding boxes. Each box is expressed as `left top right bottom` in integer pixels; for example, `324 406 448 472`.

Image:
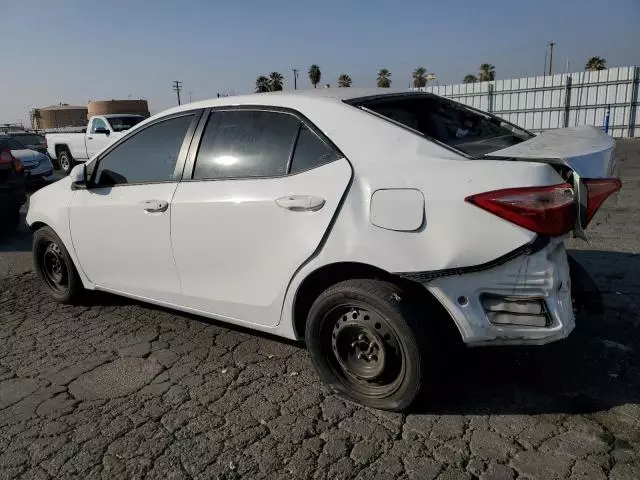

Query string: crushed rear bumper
416 238 576 346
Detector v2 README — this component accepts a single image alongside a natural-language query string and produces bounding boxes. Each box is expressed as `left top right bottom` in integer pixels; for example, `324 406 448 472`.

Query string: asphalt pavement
0 144 638 479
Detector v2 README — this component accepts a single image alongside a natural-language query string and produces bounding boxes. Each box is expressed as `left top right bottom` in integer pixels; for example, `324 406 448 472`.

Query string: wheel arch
292 261 454 341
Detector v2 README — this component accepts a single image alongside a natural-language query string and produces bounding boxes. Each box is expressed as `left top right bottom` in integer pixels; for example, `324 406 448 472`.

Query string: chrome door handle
140 199 169 213
275 195 325 212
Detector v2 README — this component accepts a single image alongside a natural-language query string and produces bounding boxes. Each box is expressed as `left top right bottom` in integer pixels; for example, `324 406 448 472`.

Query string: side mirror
70 164 87 190
94 127 110 136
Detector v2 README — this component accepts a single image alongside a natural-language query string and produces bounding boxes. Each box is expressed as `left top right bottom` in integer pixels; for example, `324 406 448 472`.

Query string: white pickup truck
46 114 145 173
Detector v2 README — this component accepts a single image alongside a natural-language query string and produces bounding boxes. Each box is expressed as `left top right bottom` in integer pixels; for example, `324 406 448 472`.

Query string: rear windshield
10 134 43 145
106 116 144 132
347 94 533 157
0 137 25 149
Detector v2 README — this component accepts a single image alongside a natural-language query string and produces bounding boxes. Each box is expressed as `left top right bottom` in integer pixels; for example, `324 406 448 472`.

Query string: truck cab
46 114 145 173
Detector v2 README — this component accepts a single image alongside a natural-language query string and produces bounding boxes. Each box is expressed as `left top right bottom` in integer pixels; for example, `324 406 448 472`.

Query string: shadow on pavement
417 249 640 416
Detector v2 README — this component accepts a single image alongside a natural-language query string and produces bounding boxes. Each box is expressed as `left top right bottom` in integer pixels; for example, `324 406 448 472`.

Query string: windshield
347 94 533 157
106 116 144 132
0 137 26 150
10 134 43 145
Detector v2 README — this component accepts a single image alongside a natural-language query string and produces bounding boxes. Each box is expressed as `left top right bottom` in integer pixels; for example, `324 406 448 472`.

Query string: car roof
160 88 426 117
101 114 145 118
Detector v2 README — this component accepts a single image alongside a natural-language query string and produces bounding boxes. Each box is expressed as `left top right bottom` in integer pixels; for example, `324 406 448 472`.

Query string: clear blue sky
3 0 639 124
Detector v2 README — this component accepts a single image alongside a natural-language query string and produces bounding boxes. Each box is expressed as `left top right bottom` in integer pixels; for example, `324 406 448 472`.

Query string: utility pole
548 42 555 76
544 47 548 76
292 69 299 90
172 80 183 105
188 91 193 103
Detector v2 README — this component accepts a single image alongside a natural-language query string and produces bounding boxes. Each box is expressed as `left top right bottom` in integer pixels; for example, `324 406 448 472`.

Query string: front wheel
58 150 74 174
305 279 425 411
33 226 84 303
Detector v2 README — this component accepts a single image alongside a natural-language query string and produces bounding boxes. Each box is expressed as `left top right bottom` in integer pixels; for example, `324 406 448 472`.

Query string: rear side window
290 125 339 174
94 114 194 186
193 110 299 179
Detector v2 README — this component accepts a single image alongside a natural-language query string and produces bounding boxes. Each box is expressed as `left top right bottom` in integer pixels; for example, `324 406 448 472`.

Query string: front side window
193 110 299 180
93 114 194 186
90 118 108 133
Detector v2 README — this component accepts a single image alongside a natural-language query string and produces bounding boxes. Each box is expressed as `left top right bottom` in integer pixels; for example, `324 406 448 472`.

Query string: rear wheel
33 226 83 303
305 279 425 411
58 150 74 174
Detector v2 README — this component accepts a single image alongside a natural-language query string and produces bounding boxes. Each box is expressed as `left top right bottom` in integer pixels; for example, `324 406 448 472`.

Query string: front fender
26 180 95 290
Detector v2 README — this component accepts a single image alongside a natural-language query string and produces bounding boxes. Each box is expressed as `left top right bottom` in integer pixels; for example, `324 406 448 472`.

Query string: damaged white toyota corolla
27 89 621 410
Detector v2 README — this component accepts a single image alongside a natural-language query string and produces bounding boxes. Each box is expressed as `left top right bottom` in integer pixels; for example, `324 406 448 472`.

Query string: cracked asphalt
0 141 639 479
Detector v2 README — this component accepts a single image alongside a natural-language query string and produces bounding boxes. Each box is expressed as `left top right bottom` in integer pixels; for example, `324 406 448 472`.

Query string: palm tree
463 74 478 83
338 74 352 87
308 65 321 88
377 68 392 88
585 56 607 71
255 76 270 93
269 72 284 91
478 64 496 81
412 67 428 88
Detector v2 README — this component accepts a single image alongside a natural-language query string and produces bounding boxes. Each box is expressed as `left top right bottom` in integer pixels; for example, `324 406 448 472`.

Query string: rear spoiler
488 126 618 239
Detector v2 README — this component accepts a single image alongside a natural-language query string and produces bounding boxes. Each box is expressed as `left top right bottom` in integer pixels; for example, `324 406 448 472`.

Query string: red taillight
583 178 622 224
466 178 622 237
465 183 575 236
0 147 24 173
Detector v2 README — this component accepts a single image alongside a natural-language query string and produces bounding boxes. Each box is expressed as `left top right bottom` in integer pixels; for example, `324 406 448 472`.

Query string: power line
172 80 183 105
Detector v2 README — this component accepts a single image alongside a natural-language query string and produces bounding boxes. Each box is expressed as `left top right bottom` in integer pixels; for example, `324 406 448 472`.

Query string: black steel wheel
40 241 68 293
306 279 424 411
33 226 83 303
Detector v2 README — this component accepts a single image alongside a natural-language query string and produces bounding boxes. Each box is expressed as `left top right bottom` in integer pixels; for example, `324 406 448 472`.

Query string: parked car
4 131 48 155
46 114 145 173
0 141 26 230
0 134 54 185
27 89 621 410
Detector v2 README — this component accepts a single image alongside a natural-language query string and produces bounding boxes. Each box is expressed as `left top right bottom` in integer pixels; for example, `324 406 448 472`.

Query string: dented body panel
425 238 574 345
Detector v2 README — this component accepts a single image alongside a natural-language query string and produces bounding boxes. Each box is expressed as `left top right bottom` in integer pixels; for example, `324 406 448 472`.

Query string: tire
58 150 74 174
33 226 84 303
305 279 425 411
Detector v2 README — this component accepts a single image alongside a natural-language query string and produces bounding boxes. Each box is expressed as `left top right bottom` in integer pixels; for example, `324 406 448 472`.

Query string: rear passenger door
171 108 352 327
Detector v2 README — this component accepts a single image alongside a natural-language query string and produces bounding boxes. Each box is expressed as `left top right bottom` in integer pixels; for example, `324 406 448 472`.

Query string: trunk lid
488 126 618 239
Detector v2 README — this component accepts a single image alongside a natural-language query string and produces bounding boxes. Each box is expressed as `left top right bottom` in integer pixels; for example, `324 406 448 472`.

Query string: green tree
585 56 607 71
255 76 270 93
463 74 478 83
269 72 284 91
338 74 352 87
308 65 321 88
412 67 428 88
478 64 496 81
377 68 392 88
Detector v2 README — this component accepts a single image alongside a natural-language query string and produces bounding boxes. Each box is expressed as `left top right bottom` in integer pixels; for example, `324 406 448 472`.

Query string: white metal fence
416 66 640 138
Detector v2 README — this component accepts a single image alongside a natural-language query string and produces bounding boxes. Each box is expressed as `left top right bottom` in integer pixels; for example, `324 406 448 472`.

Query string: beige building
31 104 88 129
87 100 150 118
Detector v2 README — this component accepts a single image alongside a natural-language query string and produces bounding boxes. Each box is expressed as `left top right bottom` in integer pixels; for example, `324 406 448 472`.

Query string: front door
85 117 113 158
70 112 199 303
171 109 352 327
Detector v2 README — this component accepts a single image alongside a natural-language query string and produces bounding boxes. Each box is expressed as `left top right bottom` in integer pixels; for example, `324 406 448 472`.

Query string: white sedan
27 89 621 410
